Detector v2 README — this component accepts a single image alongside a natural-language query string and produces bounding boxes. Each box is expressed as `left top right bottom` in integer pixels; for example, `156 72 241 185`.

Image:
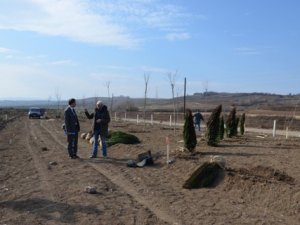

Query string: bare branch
143 72 151 129
167 71 178 136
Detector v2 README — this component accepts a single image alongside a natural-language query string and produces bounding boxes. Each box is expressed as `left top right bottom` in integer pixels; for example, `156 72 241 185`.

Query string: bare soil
1 116 300 225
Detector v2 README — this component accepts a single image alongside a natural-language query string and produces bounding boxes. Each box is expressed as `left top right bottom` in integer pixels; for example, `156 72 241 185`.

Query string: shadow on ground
0 198 101 223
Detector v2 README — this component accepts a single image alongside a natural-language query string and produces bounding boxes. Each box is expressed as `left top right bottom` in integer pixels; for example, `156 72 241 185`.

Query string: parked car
28 107 41 119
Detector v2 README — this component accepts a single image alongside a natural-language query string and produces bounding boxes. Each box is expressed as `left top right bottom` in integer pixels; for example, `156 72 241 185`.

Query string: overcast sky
0 0 300 100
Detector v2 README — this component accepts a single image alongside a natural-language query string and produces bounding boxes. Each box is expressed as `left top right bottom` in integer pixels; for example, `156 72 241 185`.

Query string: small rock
42 147 48 151
210 155 226 168
49 161 57 166
85 186 97 194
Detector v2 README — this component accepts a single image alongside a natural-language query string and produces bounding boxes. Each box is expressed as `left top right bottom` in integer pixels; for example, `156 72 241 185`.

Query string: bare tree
81 95 86 110
167 71 178 136
202 80 209 112
111 93 114 114
143 73 150 129
105 81 110 98
55 88 61 118
105 81 113 115
176 87 182 125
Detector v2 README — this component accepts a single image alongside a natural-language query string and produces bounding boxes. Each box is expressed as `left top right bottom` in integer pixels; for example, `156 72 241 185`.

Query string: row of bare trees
51 71 181 122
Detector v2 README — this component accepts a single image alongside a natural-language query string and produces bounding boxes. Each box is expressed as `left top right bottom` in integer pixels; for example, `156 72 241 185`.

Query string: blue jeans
92 130 107 157
195 122 201 131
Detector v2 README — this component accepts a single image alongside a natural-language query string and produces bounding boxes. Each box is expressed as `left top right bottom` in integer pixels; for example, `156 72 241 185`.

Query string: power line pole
184 77 186 117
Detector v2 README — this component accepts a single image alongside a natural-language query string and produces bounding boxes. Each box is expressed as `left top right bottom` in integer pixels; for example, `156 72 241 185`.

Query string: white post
169 115 172 127
114 112 117 121
273 120 277 138
151 114 153 125
286 127 289 139
166 136 170 164
5 114 8 121
137 114 139 124
124 112 127 121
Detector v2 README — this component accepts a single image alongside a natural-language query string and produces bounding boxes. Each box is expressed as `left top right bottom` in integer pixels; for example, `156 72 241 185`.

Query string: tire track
39 119 182 225
25 119 55 201
39 120 66 147
87 162 181 225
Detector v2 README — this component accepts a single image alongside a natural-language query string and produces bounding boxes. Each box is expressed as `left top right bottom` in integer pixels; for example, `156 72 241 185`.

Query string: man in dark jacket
64 98 80 159
85 101 110 158
193 110 204 131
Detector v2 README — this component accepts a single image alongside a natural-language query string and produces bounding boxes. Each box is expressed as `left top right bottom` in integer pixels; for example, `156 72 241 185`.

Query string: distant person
85 101 110 158
193 110 204 131
64 98 80 159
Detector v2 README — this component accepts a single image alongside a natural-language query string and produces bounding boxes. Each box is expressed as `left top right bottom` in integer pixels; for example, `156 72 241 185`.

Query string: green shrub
107 131 140 147
240 113 246 135
183 109 197 152
206 105 222 146
219 116 225 140
226 106 237 138
234 117 239 136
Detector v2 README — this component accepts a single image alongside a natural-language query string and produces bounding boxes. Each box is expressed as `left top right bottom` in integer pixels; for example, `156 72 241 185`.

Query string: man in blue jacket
194 110 204 132
64 98 80 159
85 101 110 158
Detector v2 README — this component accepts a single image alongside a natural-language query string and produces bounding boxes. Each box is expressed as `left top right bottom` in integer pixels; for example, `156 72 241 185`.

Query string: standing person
85 101 110 158
194 110 204 131
64 98 80 159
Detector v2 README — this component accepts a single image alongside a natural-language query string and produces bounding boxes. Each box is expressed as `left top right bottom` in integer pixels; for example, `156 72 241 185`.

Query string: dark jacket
85 105 110 136
194 112 204 124
64 106 80 134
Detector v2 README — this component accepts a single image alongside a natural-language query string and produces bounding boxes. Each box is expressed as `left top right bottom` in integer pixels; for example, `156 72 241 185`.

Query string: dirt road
0 118 169 225
1 117 300 224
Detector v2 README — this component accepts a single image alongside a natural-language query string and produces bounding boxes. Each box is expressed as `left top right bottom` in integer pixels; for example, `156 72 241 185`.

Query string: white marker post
169 115 172 127
137 114 139 124
151 114 153 125
166 136 170 164
5 114 8 121
124 112 127 121
114 112 117 121
286 127 289 140
273 120 277 138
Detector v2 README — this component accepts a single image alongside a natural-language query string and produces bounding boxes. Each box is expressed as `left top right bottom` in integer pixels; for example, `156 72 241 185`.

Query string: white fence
113 112 300 138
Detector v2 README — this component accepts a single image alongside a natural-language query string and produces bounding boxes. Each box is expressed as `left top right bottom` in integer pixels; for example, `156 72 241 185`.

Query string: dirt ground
1 116 300 225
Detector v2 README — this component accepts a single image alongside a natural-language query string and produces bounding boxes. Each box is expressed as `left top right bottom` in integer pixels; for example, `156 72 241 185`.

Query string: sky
0 0 300 100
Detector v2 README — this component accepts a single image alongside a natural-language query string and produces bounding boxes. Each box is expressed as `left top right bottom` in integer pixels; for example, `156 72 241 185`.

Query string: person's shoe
89 155 97 159
73 155 80 159
69 156 76 159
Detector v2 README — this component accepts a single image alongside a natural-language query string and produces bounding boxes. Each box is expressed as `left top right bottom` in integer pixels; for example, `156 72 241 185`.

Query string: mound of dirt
183 162 224 189
226 165 295 186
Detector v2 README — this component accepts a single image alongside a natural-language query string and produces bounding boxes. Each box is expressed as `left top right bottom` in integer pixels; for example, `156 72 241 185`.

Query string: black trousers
67 133 78 157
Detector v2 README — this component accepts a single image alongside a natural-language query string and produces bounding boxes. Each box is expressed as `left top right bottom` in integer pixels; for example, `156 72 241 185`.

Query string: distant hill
1 92 300 112
0 100 56 108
